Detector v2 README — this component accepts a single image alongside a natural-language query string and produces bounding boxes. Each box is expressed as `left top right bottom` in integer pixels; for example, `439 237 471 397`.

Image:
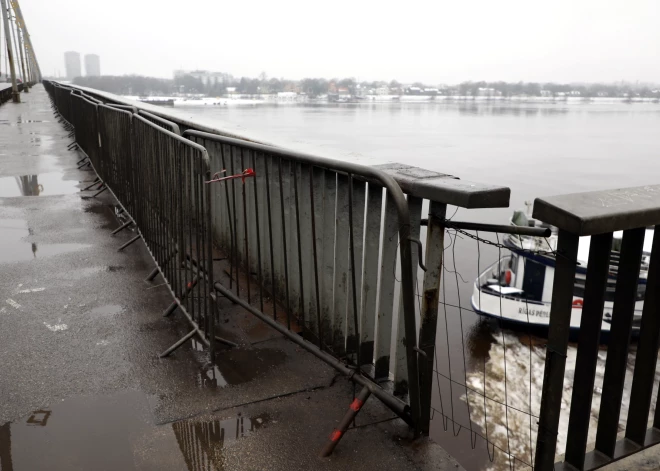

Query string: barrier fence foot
81 186 107 199
111 219 134 236
319 385 372 457
117 235 141 252
163 278 199 317
159 329 197 358
81 179 101 191
145 267 160 282
215 336 238 348
78 161 91 170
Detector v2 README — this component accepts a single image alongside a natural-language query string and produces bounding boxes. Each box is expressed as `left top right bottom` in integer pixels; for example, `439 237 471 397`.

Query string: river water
176 100 660 470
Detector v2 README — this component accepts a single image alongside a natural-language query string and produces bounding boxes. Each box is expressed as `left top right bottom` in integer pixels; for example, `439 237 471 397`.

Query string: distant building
540 90 552 97
477 88 502 97
64 51 81 80
376 86 390 95
84 54 100 77
174 69 225 87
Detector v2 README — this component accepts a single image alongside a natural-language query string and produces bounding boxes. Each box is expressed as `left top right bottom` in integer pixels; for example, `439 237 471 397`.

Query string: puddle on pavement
196 347 287 389
0 173 79 197
171 413 270 469
0 218 88 264
0 390 267 470
89 304 124 316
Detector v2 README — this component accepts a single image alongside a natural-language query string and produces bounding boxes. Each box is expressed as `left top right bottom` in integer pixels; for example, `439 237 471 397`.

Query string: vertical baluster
596 227 646 457
346 177 366 358
320 170 336 346
333 173 350 355
359 184 383 365
374 193 399 379
535 229 580 470
564 232 613 469
393 196 423 394
418 201 447 434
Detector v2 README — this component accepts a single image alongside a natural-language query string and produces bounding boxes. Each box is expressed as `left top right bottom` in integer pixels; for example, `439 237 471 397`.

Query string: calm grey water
179 100 660 470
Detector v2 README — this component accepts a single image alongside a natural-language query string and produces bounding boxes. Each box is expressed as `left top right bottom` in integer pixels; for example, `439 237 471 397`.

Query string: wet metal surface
0 86 461 470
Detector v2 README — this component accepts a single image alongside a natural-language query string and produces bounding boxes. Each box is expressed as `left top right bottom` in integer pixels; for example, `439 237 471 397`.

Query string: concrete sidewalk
0 85 461 471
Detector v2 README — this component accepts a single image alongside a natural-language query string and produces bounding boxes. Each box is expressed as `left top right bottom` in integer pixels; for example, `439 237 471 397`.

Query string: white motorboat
471 205 652 333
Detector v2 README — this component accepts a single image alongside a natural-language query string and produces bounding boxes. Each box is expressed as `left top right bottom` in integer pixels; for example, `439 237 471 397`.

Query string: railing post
418 201 447 434
627 226 660 444
595 227 645 457
534 229 580 471
564 232 613 469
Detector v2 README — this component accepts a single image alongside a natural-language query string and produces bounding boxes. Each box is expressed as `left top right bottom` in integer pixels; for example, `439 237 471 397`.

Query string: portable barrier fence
47 82 660 469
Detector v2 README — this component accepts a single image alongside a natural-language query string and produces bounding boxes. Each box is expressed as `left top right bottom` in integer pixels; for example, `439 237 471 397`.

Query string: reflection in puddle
0 391 269 471
173 414 269 471
0 218 88 264
0 173 79 197
195 347 287 389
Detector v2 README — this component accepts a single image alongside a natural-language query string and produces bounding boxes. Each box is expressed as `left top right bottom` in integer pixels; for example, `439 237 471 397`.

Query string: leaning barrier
44 80 520 455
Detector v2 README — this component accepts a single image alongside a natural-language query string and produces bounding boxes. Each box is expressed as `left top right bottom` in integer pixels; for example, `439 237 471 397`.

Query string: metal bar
159 329 198 358
628 227 660 444
319 386 371 457
347 175 361 368
263 153 277 320
278 156 291 329
429 219 551 237
117 235 141 252
310 166 323 348
251 150 264 313
346 177 365 357
393 196 423 395
320 170 336 346
359 184 383 365
163 278 199 317
294 163 305 330
333 174 350 355
564 232 614 469
417 201 447 434
111 219 134 235
240 148 251 304
374 193 399 379
596 227 646 457
535 229 580 471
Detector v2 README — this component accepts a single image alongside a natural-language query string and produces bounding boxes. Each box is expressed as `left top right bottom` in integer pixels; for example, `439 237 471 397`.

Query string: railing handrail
54 81 510 210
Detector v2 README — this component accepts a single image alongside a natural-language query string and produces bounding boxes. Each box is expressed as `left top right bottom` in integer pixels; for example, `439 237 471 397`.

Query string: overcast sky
19 0 660 83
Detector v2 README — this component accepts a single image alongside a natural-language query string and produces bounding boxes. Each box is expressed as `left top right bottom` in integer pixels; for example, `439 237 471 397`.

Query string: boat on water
471 204 653 333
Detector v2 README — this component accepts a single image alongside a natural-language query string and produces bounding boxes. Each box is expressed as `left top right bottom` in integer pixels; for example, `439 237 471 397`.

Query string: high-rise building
64 51 81 80
84 54 100 77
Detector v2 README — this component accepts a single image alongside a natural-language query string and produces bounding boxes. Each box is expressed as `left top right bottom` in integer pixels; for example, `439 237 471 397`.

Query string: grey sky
21 0 660 83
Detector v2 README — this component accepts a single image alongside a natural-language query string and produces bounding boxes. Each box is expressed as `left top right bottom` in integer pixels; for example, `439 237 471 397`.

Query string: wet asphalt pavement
0 86 462 471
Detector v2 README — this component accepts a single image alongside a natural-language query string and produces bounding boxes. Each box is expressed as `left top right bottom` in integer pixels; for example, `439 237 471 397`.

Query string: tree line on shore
70 74 660 99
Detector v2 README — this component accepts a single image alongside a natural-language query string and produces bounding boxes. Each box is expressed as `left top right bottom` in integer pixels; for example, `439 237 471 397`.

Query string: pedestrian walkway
0 85 462 471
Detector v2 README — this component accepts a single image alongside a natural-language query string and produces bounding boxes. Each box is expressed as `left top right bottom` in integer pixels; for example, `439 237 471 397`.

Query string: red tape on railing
205 168 255 184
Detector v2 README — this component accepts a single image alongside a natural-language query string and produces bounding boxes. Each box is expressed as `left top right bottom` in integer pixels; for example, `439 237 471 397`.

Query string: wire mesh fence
427 208 660 471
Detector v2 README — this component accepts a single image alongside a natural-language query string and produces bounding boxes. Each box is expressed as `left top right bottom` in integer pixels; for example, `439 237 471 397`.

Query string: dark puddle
89 304 124 316
0 391 268 470
0 173 79 197
0 218 88 264
195 344 287 389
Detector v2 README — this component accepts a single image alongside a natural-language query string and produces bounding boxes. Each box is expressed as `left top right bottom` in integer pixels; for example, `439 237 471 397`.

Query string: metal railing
533 186 660 470
43 80 518 455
